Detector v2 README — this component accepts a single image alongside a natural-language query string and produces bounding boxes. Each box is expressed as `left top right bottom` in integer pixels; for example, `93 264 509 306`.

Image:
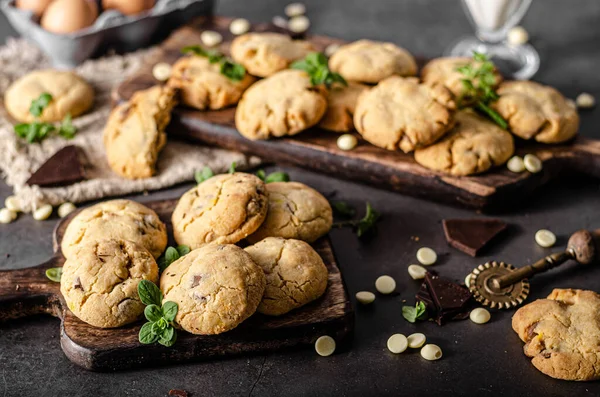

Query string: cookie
512 289 600 381
172 173 268 249
4 69 94 123
167 55 256 110
329 39 417 84
235 69 327 140
160 244 265 335
421 57 503 97
245 237 328 316
414 110 514 176
354 76 456 152
61 199 167 259
60 239 159 328
247 182 332 244
103 85 177 179
318 82 368 132
230 32 315 77
491 81 579 143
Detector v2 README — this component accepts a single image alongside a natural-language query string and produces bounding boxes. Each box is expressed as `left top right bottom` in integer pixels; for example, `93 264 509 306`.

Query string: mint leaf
138 280 162 306
402 301 428 323
29 92 52 117
182 45 245 81
158 326 177 347
356 202 380 237
265 172 289 183
162 301 178 322
256 169 266 181
144 304 163 322
228 161 237 174
165 247 180 265
58 113 77 139
139 322 159 344
220 60 246 81
176 245 191 256
291 52 347 88
195 166 214 184
331 201 356 218
45 267 63 282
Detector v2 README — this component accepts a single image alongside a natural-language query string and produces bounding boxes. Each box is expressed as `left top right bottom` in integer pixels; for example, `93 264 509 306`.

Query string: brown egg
102 0 154 15
41 0 98 34
15 0 53 17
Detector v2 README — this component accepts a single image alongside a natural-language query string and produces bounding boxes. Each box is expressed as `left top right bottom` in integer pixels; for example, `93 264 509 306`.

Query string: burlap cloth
0 38 260 212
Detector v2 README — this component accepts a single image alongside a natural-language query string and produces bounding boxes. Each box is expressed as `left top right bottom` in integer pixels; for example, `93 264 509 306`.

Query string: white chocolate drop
285 2 306 17
33 204 52 221
337 134 358 151
576 92 595 109
0 208 15 224
201 30 223 47
375 275 396 294
325 43 341 57
387 334 408 354
152 62 172 82
416 247 437 266
507 26 529 45
506 156 525 173
229 18 251 35
523 154 542 173
408 264 427 280
355 291 375 305
4 195 21 212
58 202 77 218
315 335 336 356
420 344 443 361
469 308 491 324
288 15 310 33
535 229 556 248
407 333 426 349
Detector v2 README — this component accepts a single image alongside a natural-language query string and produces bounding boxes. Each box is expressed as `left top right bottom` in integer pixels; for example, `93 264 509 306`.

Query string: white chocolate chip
576 92 595 109
315 335 336 356
152 62 172 82
387 334 408 354
375 275 396 294
325 43 341 57
408 264 427 280
507 26 529 46
0 208 15 224
337 134 357 151
470 307 491 324
4 195 21 212
285 2 306 17
58 202 77 218
420 344 443 361
464 274 472 288
407 333 426 349
506 156 525 173
355 291 375 305
523 154 542 173
416 247 437 266
201 30 223 47
535 229 556 248
32 204 52 221
288 15 310 33
272 15 288 29
229 18 251 35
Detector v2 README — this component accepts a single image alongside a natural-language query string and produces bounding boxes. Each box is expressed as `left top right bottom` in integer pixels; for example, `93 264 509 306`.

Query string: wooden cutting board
0 199 353 371
113 17 600 210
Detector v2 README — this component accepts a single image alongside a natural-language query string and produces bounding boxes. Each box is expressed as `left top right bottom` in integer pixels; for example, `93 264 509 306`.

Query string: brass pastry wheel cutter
466 229 600 309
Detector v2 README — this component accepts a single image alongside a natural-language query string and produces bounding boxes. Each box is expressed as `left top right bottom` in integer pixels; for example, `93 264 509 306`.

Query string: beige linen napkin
0 38 260 212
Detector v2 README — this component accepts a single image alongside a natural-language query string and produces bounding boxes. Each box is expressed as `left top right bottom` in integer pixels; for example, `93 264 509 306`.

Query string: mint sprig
45 267 63 282
402 301 428 323
332 202 380 238
291 52 347 88
14 94 78 144
195 166 214 184
181 45 246 81
29 93 53 117
256 169 290 183
137 280 178 347
157 245 191 272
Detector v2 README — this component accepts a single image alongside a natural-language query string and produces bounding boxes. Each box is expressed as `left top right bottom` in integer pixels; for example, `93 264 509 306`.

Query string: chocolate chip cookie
421 57 502 97
61 199 167 259
172 173 268 249
230 32 315 77
414 110 514 176
247 182 332 244
354 76 456 152
491 81 579 143
245 237 328 316
235 69 328 140
60 239 159 328
318 82 368 132
167 55 256 110
160 244 265 335
103 85 177 179
329 39 417 84
512 289 600 381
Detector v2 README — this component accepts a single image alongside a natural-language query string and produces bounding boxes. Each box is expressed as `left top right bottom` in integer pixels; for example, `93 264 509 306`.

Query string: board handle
561 137 600 178
0 257 63 321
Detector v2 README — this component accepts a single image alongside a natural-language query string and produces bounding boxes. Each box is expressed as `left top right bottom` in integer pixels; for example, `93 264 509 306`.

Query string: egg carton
0 0 214 68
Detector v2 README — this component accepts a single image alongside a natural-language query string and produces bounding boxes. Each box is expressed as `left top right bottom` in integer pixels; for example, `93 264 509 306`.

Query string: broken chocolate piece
168 390 188 397
26 145 85 187
416 271 473 326
443 218 508 257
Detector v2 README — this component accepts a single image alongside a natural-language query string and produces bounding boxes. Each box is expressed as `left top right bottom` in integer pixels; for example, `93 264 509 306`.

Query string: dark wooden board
114 17 600 210
0 199 353 371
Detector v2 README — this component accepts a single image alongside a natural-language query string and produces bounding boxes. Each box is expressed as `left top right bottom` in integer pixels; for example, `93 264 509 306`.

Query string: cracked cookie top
354 76 456 152
230 32 315 78
245 237 328 316
512 289 600 381
491 81 579 143
247 182 332 244
329 39 417 84
60 239 159 328
61 199 167 259
167 55 256 110
172 173 268 249
414 110 514 176
234 69 328 140
4 69 94 123
160 244 265 335
318 82 368 132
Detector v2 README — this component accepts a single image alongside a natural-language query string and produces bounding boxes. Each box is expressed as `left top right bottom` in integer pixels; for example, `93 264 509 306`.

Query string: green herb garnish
157 245 191 272
195 166 215 184
256 169 290 183
291 52 347 88
228 161 237 174
137 280 178 347
402 301 428 323
333 202 380 237
181 45 246 81
331 201 356 218
29 93 53 117
45 267 63 282
456 52 507 129
14 105 78 144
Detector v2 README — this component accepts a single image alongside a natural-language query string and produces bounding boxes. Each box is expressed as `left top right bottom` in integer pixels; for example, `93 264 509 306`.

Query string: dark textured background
1 1 600 396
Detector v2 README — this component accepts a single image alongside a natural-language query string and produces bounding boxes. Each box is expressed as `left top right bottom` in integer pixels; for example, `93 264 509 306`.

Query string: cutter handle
567 229 600 265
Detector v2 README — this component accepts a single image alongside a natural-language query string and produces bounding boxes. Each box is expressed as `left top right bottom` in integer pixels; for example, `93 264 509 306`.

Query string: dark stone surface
1 0 600 396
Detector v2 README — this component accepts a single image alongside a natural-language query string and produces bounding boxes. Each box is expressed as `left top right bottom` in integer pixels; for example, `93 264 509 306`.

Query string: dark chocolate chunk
416 271 473 326
26 145 85 187
168 390 188 397
443 218 508 257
